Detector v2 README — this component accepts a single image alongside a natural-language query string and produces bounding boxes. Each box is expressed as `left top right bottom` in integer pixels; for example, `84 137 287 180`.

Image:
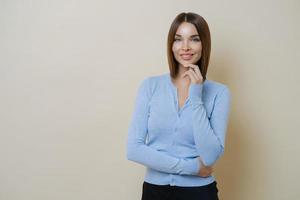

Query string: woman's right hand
197 157 213 177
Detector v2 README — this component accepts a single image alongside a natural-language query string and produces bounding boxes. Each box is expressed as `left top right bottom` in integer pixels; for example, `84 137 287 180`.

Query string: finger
186 70 197 83
191 68 202 81
182 70 195 82
191 68 202 80
189 68 201 80
181 71 189 78
185 64 202 77
206 167 212 171
187 69 198 83
186 65 203 82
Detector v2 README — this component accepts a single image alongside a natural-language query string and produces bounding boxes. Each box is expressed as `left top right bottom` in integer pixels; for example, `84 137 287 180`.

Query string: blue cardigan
126 73 231 186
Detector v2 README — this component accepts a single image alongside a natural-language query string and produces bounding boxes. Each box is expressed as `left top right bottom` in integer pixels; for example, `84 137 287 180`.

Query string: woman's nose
182 40 190 50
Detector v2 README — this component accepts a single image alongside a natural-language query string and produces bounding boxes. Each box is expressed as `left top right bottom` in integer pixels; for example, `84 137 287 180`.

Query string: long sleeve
189 83 231 167
126 78 201 175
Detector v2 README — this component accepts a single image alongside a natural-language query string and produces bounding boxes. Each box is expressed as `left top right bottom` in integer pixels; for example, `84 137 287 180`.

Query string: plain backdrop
0 0 299 199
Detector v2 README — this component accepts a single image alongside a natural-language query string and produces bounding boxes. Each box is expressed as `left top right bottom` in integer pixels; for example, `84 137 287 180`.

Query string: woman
127 12 231 200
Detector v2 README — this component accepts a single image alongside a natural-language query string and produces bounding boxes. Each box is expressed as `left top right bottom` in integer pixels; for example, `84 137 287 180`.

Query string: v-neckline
167 74 190 113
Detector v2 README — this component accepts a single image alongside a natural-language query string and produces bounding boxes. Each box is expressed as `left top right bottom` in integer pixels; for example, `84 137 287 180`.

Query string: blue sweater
126 73 231 186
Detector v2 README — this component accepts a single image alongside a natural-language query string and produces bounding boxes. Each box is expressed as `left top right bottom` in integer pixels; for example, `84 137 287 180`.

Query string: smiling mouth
180 54 193 60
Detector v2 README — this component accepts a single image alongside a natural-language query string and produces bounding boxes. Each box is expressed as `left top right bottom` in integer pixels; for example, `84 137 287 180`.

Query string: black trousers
141 181 219 200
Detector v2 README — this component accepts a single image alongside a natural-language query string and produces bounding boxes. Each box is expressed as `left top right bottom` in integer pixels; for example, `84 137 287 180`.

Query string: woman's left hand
181 64 203 84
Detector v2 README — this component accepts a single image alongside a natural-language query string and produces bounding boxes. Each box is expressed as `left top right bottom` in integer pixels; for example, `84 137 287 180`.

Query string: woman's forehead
175 22 198 36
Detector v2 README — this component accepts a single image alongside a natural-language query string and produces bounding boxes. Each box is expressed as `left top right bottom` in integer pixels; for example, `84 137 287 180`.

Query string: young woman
127 12 231 200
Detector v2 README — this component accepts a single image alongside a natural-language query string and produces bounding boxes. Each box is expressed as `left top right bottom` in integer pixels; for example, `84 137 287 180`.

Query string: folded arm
126 78 201 175
189 83 231 167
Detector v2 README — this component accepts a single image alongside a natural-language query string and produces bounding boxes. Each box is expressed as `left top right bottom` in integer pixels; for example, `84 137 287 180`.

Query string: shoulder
139 73 167 90
203 79 231 103
137 74 166 98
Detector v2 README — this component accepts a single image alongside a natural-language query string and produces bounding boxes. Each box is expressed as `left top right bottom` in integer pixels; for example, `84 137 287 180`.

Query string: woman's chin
179 60 196 66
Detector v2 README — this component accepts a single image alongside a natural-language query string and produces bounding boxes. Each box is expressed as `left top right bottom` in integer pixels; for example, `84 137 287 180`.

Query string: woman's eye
192 38 201 42
174 38 181 41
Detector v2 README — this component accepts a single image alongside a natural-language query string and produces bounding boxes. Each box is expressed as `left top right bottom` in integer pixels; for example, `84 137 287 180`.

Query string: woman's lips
180 54 193 60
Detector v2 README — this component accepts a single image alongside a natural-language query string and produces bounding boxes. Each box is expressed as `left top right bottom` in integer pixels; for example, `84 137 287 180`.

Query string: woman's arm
189 83 231 167
126 78 201 175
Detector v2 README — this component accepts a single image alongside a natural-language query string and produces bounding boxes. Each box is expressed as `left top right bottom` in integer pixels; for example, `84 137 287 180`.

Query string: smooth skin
171 22 213 177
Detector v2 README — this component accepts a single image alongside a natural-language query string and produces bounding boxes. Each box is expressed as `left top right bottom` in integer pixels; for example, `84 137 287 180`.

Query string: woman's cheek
172 45 181 60
172 42 181 52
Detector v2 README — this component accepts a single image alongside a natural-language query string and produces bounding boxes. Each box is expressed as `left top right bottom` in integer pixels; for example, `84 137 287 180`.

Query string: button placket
171 126 177 146
172 117 181 146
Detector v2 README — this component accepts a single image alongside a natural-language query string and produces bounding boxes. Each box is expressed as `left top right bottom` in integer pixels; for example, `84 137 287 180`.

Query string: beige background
1 0 299 199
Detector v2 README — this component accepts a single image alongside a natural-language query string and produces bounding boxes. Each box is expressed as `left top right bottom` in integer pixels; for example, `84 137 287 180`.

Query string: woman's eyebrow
175 34 200 37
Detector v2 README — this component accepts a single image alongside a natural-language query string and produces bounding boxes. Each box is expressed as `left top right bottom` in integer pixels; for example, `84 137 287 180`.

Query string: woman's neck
172 65 191 88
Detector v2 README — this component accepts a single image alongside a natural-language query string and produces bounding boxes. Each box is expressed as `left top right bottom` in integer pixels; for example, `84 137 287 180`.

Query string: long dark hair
167 12 211 82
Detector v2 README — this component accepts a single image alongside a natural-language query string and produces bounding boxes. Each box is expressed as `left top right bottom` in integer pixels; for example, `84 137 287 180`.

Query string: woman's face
172 22 202 66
